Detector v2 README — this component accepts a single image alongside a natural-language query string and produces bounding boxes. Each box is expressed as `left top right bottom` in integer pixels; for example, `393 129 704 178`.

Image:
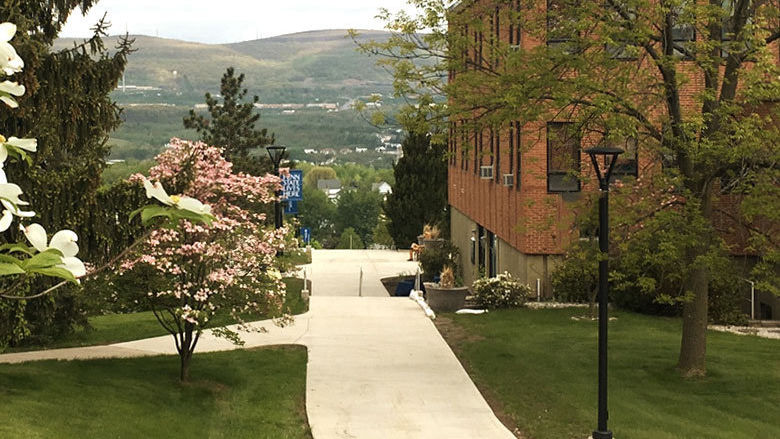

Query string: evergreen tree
183 67 274 175
0 2 133 346
384 131 448 248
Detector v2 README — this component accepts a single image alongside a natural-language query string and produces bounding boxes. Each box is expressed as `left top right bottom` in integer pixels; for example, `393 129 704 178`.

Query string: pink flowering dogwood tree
123 138 291 381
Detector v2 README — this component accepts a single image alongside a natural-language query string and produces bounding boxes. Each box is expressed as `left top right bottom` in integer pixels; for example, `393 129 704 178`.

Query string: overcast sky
60 0 419 44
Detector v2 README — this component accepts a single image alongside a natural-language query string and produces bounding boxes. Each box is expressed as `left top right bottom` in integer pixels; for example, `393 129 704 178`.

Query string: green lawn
279 249 313 268
7 277 308 352
0 346 311 438
438 308 780 439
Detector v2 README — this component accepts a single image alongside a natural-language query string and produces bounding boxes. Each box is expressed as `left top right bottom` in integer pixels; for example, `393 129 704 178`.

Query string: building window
547 0 579 53
477 129 481 171
494 129 501 183
611 136 639 178
670 4 695 58
547 122 581 192
515 121 522 191
605 4 638 60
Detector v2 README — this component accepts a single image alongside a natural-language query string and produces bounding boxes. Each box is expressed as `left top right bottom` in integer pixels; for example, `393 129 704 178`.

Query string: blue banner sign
301 227 312 245
284 200 299 215
282 170 303 201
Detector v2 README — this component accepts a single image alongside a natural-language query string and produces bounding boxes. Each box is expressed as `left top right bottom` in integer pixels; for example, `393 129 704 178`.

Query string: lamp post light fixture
266 145 287 230
584 145 623 439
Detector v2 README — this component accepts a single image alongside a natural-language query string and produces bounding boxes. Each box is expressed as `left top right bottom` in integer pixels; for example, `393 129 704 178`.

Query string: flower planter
423 282 469 313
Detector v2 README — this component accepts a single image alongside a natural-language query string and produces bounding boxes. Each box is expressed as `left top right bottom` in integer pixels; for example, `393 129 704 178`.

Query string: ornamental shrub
472 272 531 309
419 240 459 282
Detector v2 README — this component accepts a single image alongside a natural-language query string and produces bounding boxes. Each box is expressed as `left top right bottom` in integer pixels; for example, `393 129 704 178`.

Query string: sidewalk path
0 250 515 439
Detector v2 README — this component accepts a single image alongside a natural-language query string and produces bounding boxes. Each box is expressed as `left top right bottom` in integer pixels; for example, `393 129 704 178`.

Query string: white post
302 268 310 299
743 279 756 320
359 266 363 297
537 278 541 302
415 267 421 291
750 280 756 320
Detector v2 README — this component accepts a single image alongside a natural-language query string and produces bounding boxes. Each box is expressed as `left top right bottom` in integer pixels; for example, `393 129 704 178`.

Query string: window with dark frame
494 6 500 68
605 6 638 60
547 122 581 193
515 121 522 191
547 0 579 53
515 0 522 46
474 128 479 174
670 3 695 58
494 129 501 183
508 124 515 176
610 136 639 178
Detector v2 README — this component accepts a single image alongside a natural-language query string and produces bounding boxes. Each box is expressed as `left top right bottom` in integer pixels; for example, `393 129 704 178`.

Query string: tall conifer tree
385 131 448 248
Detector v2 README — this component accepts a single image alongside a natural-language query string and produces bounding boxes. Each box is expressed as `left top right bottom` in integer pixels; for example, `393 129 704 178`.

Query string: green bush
419 241 460 282
472 273 531 309
336 228 364 249
550 241 598 303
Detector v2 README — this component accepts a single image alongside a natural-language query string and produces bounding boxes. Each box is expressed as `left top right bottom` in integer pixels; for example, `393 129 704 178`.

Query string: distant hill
54 30 395 103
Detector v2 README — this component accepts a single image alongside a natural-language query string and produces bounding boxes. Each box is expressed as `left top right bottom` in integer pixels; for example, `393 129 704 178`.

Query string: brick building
446 0 779 303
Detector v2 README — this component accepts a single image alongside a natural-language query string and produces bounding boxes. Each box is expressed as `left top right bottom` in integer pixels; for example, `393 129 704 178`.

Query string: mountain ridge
54 29 395 103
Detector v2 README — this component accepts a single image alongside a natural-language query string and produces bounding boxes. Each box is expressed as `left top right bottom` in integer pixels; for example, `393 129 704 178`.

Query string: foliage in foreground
0 2 132 347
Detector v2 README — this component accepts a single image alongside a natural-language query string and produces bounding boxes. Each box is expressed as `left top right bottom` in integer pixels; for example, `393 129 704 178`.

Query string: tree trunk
180 350 192 382
678 263 709 377
677 187 714 377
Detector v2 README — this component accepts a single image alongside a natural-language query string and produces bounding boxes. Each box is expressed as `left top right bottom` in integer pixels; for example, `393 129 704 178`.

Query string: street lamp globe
266 145 287 169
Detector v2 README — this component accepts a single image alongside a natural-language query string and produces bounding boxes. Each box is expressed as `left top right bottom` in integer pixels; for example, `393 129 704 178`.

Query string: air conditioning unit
502 174 514 187
479 165 494 180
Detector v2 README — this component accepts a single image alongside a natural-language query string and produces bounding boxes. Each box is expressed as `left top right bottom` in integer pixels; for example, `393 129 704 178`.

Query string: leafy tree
372 215 395 248
299 185 337 245
362 1 779 376
336 227 365 249
121 139 287 381
384 131 448 248
303 166 338 190
0 2 133 346
335 190 383 245
183 67 275 175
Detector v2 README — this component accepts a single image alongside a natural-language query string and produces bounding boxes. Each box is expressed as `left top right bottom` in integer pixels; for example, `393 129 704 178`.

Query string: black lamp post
266 145 286 230
584 145 623 439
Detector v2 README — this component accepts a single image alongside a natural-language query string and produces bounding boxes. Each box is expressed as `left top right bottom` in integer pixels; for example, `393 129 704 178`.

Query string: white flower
0 80 25 108
173 195 212 215
0 181 28 207
22 223 86 278
0 135 37 165
0 23 23 76
141 176 212 215
0 168 34 231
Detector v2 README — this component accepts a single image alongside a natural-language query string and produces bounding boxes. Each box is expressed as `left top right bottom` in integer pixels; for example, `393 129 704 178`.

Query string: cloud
60 0 417 43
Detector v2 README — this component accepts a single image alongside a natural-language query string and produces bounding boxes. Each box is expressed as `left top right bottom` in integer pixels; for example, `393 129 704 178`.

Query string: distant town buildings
317 179 342 201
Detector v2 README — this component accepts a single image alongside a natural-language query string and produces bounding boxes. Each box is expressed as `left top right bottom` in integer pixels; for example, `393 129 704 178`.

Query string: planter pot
424 282 469 313
421 238 445 250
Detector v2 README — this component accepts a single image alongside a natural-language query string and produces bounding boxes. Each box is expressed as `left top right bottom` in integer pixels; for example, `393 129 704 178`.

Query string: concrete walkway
0 249 515 439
